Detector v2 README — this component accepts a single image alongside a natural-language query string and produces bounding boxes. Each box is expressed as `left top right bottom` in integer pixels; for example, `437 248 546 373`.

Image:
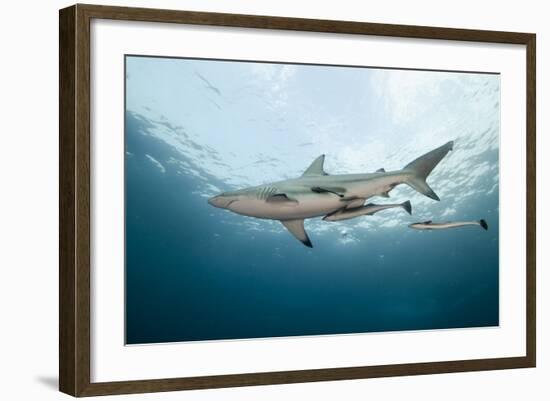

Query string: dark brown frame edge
59 3 536 397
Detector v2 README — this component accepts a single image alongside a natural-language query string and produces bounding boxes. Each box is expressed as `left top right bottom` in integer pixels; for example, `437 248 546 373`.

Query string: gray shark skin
208 141 453 247
409 219 488 231
323 201 412 222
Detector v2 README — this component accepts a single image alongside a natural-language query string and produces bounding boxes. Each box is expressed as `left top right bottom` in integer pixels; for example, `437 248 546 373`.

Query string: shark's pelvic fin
345 198 366 209
266 193 298 205
280 219 312 248
403 141 454 201
302 155 328 176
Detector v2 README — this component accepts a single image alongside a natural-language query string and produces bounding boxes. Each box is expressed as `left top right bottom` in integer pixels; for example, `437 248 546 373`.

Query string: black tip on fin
480 219 488 230
402 200 412 215
302 238 313 248
429 191 440 201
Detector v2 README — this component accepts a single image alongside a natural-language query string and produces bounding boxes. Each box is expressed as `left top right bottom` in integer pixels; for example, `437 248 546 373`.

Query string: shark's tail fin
403 141 454 201
401 200 412 215
480 219 488 230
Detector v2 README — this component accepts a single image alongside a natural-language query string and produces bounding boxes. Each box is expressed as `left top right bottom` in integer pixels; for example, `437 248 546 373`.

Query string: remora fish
409 219 488 231
209 141 453 247
323 201 412 222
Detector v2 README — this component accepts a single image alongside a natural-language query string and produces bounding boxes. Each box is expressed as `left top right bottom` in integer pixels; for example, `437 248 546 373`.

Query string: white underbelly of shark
228 195 350 220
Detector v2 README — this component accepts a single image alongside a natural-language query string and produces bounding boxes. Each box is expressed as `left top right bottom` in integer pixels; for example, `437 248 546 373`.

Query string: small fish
409 219 488 231
323 201 412 222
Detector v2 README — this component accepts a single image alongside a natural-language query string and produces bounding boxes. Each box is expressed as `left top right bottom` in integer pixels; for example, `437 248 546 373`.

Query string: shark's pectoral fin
280 219 312 248
311 186 345 197
266 193 298 205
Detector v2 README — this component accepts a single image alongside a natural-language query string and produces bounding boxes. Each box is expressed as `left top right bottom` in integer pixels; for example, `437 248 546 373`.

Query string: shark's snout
208 194 236 209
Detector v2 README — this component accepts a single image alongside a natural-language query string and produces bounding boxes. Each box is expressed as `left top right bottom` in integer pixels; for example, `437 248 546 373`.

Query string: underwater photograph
124 55 500 345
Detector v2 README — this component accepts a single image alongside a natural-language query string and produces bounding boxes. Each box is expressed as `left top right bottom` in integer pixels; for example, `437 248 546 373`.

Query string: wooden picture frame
59 3 536 397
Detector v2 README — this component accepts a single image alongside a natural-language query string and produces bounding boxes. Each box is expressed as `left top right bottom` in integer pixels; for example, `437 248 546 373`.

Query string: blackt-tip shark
409 219 488 231
208 141 454 247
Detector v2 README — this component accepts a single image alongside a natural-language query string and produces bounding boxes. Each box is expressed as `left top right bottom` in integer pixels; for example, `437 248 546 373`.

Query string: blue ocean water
125 56 499 344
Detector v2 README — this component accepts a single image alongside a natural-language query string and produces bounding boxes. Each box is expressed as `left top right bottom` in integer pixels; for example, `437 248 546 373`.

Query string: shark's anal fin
266 193 298 205
280 219 312 248
311 186 345 198
302 155 328 176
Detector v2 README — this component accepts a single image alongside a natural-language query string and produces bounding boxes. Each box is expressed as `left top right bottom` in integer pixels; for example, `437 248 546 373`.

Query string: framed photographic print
59 4 536 397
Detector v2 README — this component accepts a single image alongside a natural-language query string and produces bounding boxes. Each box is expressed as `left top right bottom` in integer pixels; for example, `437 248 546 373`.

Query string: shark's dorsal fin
302 155 327 176
266 193 298 205
280 219 312 248
376 168 386 173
